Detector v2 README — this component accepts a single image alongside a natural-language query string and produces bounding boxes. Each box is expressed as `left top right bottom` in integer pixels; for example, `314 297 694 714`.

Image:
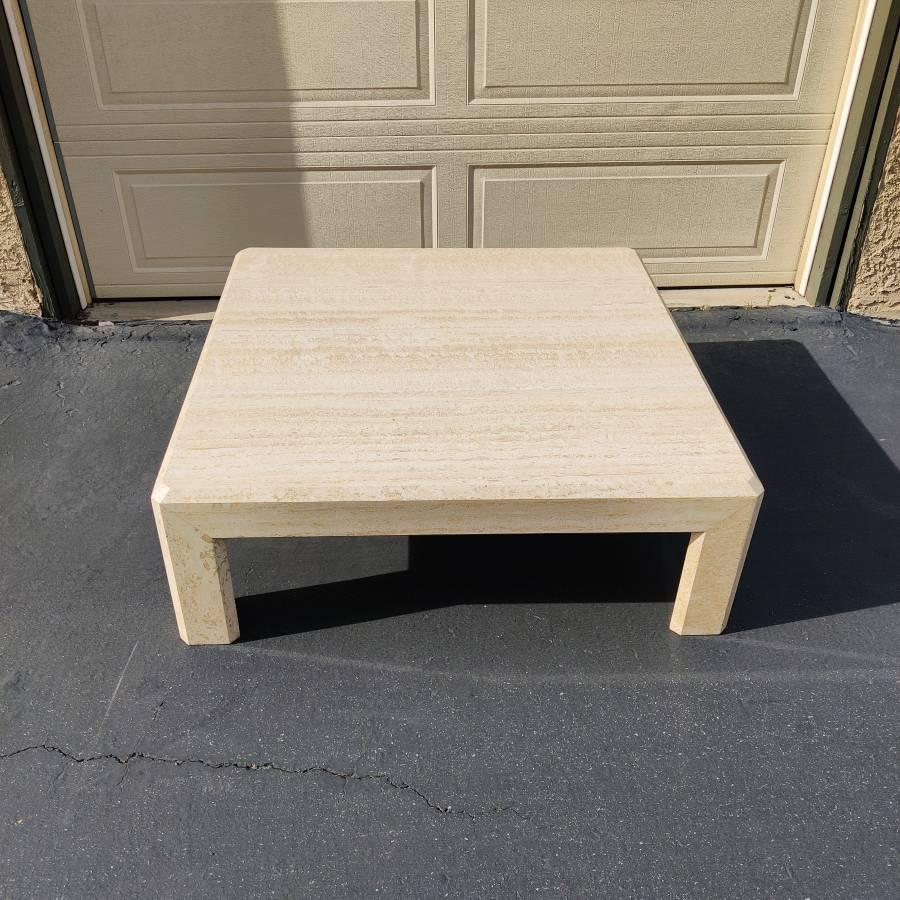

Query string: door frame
828 9 899 309
1 0 89 317
1 0 893 314
796 0 899 304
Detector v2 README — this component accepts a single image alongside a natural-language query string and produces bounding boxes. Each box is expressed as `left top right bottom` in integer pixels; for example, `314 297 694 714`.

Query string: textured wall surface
0 168 42 316
848 112 900 319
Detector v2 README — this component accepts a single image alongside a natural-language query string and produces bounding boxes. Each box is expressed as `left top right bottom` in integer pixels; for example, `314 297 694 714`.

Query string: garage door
23 0 859 298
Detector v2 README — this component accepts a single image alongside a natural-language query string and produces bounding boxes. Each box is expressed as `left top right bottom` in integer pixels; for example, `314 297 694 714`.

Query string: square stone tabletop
155 247 759 507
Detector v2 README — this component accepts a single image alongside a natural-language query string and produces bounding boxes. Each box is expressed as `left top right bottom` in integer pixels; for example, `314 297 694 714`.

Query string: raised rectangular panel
471 163 782 261
119 169 433 267
65 160 435 292
471 0 817 102
75 0 431 107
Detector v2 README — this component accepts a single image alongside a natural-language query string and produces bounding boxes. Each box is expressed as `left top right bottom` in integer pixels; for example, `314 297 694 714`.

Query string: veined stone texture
0 169 42 316
848 112 900 320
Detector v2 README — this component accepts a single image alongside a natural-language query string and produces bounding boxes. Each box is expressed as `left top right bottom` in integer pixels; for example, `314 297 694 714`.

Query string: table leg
669 495 762 635
152 506 239 645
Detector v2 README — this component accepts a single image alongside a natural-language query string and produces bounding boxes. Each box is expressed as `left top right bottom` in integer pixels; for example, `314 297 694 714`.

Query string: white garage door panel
63 157 438 293
473 164 782 257
26 0 434 123
473 0 815 102
124 170 433 262
64 141 822 294
80 0 430 106
461 144 824 283
460 0 858 119
26 0 856 125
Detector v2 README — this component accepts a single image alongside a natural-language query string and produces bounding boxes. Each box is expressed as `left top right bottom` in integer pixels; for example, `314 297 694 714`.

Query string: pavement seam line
0 743 525 823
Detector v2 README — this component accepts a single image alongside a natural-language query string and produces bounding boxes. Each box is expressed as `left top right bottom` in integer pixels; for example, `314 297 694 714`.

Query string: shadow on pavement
694 339 900 631
235 339 900 640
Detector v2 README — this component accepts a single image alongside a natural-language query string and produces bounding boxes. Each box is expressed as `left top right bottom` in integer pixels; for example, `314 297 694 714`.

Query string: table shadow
235 339 900 640
692 338 900 632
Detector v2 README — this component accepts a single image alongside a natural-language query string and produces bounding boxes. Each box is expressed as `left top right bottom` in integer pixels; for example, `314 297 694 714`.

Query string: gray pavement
0 307 898 898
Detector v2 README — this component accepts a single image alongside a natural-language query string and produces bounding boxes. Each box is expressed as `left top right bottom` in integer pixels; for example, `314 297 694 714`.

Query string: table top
154 248 759 507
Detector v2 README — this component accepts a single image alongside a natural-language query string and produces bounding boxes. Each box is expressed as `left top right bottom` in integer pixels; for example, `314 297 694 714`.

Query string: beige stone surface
152 248 762 643
0 170 41 316
849 113 900 319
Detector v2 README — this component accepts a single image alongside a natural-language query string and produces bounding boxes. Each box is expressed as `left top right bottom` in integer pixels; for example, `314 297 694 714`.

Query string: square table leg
152 505 239 645
668 494 762 635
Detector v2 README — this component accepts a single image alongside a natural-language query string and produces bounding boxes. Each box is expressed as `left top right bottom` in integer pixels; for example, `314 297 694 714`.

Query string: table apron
156 496 755 539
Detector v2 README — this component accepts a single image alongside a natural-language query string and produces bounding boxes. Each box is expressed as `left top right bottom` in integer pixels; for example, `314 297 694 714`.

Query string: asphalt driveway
1 307 898 898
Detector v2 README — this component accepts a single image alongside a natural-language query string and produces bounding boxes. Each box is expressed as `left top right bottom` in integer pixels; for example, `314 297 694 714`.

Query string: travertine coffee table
152 248 762 644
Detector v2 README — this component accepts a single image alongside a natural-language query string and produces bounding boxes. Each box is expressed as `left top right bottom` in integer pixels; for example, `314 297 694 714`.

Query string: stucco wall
0 167 42 316
847 112 900 319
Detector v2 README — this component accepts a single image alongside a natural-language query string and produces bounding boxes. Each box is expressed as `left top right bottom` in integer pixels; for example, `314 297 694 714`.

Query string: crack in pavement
0 744 524 823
